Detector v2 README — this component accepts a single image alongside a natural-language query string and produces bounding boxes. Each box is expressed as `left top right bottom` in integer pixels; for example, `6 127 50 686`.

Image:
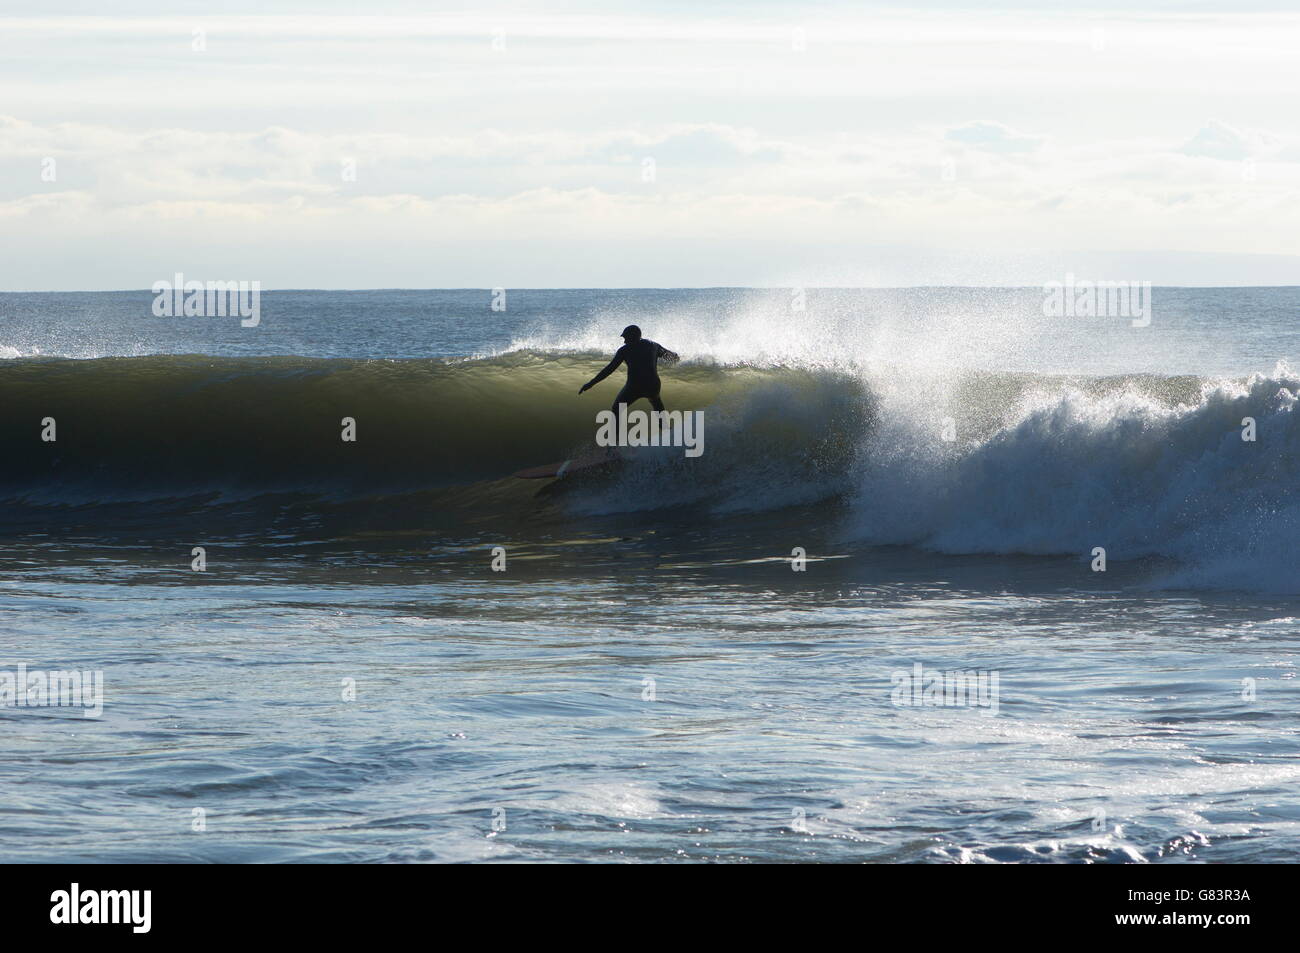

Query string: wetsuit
589 339 672 412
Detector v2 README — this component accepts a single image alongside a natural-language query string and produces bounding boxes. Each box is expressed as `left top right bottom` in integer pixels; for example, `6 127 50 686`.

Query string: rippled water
4 521 1298 863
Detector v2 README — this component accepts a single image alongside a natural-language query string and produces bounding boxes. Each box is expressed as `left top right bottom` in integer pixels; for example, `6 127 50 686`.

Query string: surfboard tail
512 450 622 480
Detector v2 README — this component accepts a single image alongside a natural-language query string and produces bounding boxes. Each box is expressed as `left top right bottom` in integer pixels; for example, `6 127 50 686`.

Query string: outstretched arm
656 343 680 365
579 349 624 393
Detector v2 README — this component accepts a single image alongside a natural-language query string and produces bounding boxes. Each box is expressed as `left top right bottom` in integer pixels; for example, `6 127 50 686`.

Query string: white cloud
3 7 1300 286
944 121 1044 154
1179 119 1283 161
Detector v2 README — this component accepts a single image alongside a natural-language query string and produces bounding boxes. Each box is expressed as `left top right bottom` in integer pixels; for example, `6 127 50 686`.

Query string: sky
2 1 1299 289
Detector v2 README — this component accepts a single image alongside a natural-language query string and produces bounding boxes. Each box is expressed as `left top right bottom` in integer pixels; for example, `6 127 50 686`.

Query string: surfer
578 325 679 413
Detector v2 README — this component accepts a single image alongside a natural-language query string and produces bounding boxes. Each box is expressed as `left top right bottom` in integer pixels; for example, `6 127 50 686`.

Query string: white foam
846 363 1300 592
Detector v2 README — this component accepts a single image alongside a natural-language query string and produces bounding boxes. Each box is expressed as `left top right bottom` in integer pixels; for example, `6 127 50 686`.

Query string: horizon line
4 284 1300 294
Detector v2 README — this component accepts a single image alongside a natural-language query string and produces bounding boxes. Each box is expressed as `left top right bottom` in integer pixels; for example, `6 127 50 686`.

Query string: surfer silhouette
578 324 678 413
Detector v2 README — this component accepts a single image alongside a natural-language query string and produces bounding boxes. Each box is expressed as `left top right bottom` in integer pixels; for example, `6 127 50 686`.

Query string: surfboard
513 451 622 480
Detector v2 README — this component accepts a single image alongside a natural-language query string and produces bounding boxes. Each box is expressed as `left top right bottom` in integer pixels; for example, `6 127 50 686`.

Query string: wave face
0 352 867 508
3 344 1297 592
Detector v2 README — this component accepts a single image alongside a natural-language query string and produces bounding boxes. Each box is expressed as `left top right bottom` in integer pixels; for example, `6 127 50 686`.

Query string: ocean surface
2 287 1299 863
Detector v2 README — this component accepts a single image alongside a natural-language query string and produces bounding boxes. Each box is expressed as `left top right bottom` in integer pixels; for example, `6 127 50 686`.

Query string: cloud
4 114 1300 230
1181 120 1253 160
1177 119 1288 163
599 126 786 166
5 4 1300 286
943 121 1044 154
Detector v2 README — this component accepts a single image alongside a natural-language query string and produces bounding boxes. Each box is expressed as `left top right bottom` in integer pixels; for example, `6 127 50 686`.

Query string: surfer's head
620 324 642 342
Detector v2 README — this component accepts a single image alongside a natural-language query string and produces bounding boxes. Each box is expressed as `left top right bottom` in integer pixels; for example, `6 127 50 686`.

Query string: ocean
2 286 1299 863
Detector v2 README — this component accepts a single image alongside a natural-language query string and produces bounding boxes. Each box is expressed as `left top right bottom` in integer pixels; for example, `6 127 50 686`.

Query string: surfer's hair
621 324 642 341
